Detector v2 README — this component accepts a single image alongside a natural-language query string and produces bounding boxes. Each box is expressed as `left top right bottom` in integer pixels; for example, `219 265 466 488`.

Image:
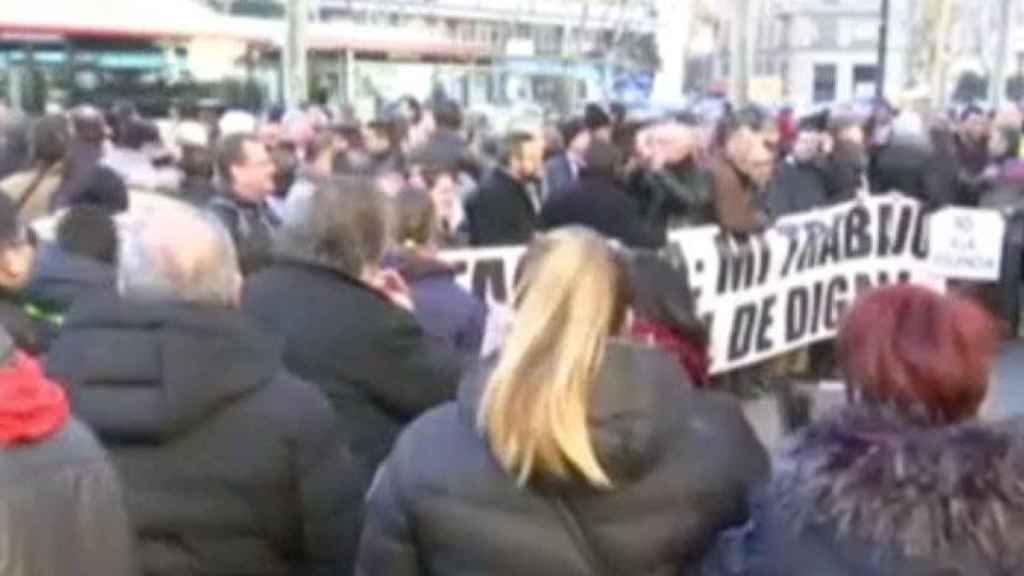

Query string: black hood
767 405 1024 570
25 243 115 311
46 295 283 444
458 341 692 482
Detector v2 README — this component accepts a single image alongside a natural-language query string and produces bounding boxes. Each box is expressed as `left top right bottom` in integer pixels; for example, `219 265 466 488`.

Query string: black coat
357 343 769 576
409 128 478 180
45 297 364 576
540 172 665 249
243 261 465 470
0 418 136 576
207 193 280 275
872 144 958 209
703 406 1024 576
25 242 115 314
628 160 716 232
465 169 539 246
764 160 829 218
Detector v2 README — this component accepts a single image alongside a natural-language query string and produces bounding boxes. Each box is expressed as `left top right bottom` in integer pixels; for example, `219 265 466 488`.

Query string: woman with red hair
704 284 1024 576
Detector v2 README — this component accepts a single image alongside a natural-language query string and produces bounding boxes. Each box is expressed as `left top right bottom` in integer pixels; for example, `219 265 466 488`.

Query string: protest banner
927 207 1005 281
440 194 948 374
667 195 942 373
439 245 524 306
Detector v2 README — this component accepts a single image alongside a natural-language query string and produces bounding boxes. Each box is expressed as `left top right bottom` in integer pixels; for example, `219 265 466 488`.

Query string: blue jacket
384 251 487 357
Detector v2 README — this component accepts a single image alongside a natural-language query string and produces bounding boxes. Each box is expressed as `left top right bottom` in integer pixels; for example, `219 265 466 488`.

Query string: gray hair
118 203 240 307
277 175 386 278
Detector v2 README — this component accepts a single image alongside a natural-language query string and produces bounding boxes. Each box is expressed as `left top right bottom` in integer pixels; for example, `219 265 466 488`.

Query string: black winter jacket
0 418 136 576
465 169 540 246
208 192 280 274
703 406 1024 576
540 172 665 249
25 242 115 314
243 261 465 471
872 144 958 209
46 297 364 576
764 160 829 218
357 343 769 576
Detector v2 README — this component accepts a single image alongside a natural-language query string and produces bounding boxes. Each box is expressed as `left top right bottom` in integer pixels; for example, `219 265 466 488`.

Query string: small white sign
928 208 1006 281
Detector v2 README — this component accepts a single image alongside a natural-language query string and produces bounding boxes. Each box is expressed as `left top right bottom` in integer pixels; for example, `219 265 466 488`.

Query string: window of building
853 64 878 98
813 63 837 102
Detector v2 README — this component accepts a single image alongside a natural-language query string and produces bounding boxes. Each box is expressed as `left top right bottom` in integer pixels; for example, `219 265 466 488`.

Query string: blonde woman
357 227 768 576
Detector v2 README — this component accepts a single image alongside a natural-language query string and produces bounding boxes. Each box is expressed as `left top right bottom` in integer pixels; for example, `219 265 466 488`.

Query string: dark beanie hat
584 103 612 131
72 165 129 214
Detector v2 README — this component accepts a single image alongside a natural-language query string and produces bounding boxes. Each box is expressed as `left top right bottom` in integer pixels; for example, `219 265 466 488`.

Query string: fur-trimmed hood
765 405 1024 572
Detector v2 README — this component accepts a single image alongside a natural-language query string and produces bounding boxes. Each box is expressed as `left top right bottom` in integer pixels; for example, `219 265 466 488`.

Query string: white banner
667 195 943 373
439 195 951 374
927 207 1006 281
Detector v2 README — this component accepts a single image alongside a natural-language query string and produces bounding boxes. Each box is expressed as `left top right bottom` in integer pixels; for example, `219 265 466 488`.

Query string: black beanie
584 103 612 132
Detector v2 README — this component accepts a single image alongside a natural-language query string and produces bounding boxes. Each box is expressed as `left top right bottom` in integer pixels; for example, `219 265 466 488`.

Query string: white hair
118 203 240 307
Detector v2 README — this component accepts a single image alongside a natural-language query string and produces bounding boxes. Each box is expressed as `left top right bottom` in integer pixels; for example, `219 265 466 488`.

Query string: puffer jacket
46 296 365 576
357 342 769 576
703 405 1024 576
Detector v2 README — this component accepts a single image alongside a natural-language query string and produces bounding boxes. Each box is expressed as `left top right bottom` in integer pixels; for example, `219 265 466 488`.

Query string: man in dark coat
711 108 775 235
357 343 769 576
465 131 545 246
956 105 991 197
244 176 465 471
208 132 281 274
24 206 117 316
0 326 136 576
408 99 478 180
628 122 716 232
46 205 364 576
873 113 958 209
543 117 589 201
764 126 829 217
541 140 664 248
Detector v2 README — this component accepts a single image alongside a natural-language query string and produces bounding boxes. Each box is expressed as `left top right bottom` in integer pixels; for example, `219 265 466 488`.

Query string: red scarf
0 352 69 446
631 318 711 388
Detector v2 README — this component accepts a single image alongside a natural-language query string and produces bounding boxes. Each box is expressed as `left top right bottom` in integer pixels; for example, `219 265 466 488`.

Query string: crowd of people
0 93 1022 575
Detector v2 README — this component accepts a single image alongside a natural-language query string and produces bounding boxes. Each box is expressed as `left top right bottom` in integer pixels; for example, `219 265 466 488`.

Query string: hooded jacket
0 348 136 576
703 406 1024 576
45 297 364 576
357 342 769 576
243 260 465 471
25 242 115 313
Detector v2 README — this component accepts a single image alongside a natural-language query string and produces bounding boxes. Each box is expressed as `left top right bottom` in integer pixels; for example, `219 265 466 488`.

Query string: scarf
0 351 69 446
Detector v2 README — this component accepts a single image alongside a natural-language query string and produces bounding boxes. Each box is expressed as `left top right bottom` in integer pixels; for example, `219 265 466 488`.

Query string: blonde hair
477 228 629 488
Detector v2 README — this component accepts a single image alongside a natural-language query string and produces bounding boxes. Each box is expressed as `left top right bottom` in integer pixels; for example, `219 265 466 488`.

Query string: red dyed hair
837 284 997 423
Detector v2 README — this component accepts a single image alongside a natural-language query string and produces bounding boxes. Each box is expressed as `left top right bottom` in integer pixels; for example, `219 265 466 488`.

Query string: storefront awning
0 0 266 42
